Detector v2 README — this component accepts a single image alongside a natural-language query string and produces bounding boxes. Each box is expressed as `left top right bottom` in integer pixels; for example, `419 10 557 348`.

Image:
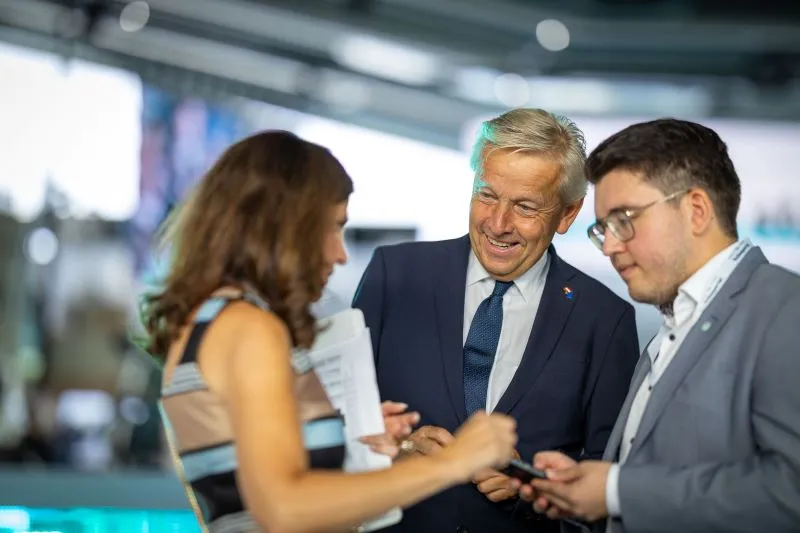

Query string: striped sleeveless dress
160 291 347 532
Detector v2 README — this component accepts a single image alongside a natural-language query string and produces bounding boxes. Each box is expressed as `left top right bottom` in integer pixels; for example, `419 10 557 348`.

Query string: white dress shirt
463 250 550 412
606 241 741 520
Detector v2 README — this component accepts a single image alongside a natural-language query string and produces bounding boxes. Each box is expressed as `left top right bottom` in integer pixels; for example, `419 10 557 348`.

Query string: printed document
309 308 402 531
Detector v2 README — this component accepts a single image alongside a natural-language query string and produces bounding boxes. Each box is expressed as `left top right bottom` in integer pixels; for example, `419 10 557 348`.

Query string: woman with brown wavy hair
141 130 519 533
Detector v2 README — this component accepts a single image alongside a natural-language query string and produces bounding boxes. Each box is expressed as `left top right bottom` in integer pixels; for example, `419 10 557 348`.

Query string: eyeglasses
587 190 688 251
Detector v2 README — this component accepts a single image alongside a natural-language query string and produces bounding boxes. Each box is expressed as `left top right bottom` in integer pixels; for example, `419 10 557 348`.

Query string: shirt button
668 334 676 341
648 385 653 391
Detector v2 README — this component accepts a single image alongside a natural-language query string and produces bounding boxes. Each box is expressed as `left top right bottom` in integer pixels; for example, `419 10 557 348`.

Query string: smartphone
502 458 548 483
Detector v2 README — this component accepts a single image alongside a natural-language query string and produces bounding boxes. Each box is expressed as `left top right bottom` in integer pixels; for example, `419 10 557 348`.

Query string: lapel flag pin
701 321 712 332
562 286 574 300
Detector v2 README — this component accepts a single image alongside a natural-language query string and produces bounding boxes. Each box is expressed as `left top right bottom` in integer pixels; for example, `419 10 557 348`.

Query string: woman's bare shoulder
199 300 292 391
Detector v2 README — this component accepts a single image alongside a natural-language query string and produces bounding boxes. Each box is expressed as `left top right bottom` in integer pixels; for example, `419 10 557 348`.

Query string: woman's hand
359 401 420 458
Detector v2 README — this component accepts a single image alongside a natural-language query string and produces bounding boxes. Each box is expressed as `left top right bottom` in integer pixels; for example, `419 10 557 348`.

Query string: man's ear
556 198 584 235
685 188 715 236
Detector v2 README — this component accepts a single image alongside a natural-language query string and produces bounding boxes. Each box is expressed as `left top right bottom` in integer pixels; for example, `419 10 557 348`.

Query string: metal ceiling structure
1 0 800 148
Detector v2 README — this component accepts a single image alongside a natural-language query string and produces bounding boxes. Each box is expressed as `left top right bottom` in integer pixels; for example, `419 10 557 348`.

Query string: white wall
0 43 142 221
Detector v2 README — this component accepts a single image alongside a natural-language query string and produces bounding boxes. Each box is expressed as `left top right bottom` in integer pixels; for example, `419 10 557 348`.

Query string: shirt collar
663 240 739 328
467 249 550 303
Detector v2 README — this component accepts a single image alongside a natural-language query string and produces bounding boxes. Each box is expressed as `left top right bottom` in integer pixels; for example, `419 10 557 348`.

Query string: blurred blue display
0 507 199 533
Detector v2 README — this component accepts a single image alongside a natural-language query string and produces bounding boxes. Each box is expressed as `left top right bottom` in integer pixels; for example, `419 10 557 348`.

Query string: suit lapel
628 248 767 457
434 236 471 424
494 247 578 414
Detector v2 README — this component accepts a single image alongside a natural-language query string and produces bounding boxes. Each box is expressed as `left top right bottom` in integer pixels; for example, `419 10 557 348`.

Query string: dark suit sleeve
582 304 640 459
352 247 387 363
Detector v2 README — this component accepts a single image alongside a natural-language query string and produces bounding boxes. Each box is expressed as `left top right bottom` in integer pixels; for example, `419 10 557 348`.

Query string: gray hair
470 108 588 204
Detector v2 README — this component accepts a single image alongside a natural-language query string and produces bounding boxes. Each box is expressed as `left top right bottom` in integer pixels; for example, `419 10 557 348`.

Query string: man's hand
472 468 521 502
530 460 612 523
473 449 521 502
398 425 454 457
359 401 420 458
519 451 577 518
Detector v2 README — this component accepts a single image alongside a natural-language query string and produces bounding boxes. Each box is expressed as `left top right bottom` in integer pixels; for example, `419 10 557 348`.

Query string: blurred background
0 0 799 530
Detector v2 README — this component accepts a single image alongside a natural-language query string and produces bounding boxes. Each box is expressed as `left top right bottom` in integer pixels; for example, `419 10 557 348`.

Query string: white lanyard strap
700 239 752 310
647 239 752 385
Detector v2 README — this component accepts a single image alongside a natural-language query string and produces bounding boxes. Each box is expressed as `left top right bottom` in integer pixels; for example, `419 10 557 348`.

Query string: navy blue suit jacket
353 236 640 533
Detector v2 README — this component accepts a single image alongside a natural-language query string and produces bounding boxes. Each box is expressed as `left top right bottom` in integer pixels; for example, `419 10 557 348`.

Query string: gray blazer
598 247 800 533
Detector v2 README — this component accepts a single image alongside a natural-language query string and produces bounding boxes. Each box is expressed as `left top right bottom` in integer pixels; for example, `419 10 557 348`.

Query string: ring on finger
400 439 416 453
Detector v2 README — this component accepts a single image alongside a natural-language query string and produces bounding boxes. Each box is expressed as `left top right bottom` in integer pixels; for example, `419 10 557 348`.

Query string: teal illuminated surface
0 507 200 533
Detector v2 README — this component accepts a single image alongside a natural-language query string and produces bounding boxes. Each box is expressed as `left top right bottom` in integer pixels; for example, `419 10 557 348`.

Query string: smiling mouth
485 234 519 251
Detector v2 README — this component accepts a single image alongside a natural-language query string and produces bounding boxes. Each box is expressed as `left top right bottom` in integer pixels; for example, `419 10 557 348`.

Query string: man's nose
602 231 626 257
487 204 514 234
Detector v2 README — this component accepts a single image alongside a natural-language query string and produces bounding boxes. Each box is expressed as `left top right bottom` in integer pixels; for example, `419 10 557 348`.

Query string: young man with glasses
521 118 800 533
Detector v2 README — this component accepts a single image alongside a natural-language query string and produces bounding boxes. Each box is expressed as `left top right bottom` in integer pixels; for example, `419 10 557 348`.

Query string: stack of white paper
309 308 403 531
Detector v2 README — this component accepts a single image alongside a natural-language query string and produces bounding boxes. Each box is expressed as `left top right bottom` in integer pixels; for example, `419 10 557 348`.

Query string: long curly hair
139 130 353 364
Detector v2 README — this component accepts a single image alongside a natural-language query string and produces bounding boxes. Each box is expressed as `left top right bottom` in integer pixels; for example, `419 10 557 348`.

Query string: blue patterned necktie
463 280 514 415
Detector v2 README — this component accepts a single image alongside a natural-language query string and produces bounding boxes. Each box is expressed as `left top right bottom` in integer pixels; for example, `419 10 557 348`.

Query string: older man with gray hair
353 108 640 533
